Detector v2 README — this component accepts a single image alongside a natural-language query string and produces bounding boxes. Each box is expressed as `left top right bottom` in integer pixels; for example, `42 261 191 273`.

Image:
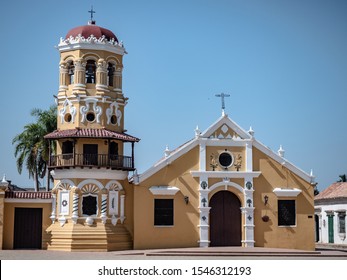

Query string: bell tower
45 16 139 251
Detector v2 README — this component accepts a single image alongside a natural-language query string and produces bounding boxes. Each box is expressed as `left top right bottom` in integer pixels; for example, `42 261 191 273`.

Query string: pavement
1 244 347 260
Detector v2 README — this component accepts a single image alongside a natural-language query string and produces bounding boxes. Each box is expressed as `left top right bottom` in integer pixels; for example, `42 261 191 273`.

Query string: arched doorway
210 190 241 246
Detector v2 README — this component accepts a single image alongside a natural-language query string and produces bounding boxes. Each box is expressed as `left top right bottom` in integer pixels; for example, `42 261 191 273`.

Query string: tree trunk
45 167 50 191
34 172 39 192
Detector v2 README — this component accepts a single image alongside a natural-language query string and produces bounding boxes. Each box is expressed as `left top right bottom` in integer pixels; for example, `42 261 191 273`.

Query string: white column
101 192 108 224
120 194 126 223
198 175 210 247
71 191 79 224
50 192 57 224
242 178 255 247
245 141 253 172
199 139 207 171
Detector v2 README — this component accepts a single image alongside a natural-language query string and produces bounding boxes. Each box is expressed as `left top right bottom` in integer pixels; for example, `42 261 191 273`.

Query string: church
0 18 316 251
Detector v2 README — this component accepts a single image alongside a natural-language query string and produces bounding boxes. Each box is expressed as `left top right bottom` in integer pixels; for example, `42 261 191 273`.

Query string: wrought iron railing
49 153 134 170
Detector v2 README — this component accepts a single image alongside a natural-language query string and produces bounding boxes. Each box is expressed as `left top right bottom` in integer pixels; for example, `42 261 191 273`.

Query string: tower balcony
49 153 135 171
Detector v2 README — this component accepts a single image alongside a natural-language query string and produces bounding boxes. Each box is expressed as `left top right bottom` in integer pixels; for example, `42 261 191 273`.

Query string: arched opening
67 61 75 84
107 63 115 86
109 141 118 160
85 60 96 83
210 190 242 246
62 140 73 160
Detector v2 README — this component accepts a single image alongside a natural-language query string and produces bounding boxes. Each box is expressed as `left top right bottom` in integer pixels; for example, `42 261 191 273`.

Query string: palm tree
12 105 57 191
31 106 57 191
12 123 44 191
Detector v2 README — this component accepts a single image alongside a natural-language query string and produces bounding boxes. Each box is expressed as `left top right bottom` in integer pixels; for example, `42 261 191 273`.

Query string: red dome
65 22 118 42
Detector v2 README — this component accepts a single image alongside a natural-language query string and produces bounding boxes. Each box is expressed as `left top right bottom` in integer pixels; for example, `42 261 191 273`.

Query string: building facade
315 182 347 245
0 20 316 251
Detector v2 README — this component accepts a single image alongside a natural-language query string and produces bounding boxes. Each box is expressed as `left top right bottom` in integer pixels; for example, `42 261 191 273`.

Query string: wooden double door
210 191 242 246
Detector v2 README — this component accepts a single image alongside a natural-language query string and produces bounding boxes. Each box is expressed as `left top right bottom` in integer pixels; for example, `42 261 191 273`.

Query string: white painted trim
5 199 52 203
77 179 104 190
191 170 261 179
58 43 126 55
253 140 312 183
200 114 251 139
51 168 128 180
273 188 302 197
105 180 123 190
149 186 180 195
138 138 198 183
205 138 250 147
209 181 244 193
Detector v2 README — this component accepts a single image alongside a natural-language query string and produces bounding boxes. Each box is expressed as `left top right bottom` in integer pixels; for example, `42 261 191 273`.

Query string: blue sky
0 0 346 191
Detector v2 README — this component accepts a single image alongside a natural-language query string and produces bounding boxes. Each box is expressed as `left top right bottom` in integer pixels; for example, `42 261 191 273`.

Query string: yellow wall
134 143 315 251
3 202 52 249
252 147 315 250
134 146 200 249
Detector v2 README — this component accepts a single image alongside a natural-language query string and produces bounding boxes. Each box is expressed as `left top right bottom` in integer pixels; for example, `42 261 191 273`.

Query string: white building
315 182 347 245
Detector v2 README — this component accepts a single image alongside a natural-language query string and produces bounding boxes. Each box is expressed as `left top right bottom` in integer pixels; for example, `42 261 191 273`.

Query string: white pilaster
101 193 108 224
50 193 57 224
242 179 255 247
120 194 126 223
199 139 207 171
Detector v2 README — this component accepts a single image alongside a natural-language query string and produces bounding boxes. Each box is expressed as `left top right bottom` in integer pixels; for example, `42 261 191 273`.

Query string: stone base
46 221 132 252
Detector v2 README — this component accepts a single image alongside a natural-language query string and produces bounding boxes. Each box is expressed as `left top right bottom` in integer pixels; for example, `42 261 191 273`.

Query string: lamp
184 196 189 205
264 195 269 205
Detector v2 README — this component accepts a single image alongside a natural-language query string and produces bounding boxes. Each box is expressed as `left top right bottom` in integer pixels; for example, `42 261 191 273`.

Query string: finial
164 145 171 158
88 6 96 25
1 174 7 183
248 126 254 137
195 125 201 138
278 145 285 157
215 93 230 116
310 169 316 184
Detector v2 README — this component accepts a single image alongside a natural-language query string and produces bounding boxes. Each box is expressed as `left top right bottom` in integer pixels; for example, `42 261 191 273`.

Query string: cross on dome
88 6 96 24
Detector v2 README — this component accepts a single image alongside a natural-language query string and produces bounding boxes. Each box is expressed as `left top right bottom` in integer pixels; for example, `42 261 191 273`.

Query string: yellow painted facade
0 21 315 252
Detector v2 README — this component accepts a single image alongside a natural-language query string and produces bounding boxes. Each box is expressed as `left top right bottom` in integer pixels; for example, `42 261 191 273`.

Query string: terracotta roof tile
315 182 347 200
5 191 52 199
44 128 140 142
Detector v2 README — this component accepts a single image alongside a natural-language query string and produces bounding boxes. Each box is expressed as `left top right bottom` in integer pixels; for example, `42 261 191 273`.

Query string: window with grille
154 199 174 226
338 213 346 234
278 200 296 226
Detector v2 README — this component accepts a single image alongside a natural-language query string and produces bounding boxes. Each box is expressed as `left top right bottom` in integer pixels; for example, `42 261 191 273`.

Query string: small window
338 213 346 234
154 199 173 226
86 112 95 122
278 200 296 226
110 115 117 125
82 195 97 216
64 113 72 123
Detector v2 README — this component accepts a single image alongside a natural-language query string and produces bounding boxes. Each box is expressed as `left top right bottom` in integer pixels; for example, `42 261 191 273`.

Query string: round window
110 115 117 125
218 151 233 168
86 112 95 122
64 113 72 123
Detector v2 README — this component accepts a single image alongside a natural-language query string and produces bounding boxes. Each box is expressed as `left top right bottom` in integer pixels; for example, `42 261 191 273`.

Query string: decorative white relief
80 98 102 123
106 101 122 126
221 124 229 134
109 191 119 216
59 34 124 47
81 183 99 194
59 99 77 124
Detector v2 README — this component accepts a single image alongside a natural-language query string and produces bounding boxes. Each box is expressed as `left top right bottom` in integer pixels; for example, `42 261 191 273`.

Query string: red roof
315 182 347 200
5 191 52 199
44 128 139 142
66 23 118 42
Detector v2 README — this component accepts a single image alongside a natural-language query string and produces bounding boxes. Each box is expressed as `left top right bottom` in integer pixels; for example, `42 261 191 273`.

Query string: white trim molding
149 186 180 196
191 171 261 179
273 187 302 197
